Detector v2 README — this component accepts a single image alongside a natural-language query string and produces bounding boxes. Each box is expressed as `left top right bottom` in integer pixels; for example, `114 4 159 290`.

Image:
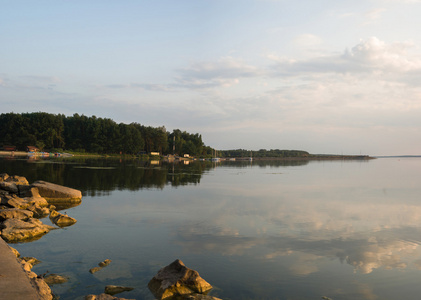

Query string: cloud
19 75 61 84
270 37 421 76
174 57 261 89
105 83 174 92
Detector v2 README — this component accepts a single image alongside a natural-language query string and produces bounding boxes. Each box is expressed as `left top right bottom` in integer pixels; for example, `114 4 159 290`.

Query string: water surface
2 157 421 300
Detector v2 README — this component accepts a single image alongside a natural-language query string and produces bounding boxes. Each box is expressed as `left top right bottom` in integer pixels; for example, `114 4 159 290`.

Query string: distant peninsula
0 112 371 160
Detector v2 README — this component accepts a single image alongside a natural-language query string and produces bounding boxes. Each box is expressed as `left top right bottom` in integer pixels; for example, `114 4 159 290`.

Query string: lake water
2 156 421 300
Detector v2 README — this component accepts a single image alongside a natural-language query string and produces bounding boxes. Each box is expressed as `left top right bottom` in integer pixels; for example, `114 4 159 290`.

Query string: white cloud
174 57 261 89
270 37 421 77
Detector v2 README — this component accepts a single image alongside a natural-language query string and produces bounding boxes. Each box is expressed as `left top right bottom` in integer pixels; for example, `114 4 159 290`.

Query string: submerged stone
85 293 135 300
104 285 134 295
44 273 69 285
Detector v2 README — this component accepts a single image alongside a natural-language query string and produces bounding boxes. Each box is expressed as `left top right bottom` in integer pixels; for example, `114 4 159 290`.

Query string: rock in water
85 294 135 300
105 285 134 295
0 218 55 242
49 210 77 227
89 259 112 273
89 267 102 274
32 180 82 203
148 259 213 299
99 259 112 267
44 273 69 285
183 294 222 300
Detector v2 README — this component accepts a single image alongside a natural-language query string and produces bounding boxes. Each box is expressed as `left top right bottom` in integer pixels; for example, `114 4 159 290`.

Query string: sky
1 0 421 155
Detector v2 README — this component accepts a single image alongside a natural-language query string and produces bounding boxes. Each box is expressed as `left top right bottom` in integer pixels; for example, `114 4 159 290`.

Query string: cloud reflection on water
169 161 421 276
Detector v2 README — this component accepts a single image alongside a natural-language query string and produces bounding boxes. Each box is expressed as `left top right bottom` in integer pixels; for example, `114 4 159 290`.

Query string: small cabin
150 152 160 156
184 154 189 158
27 146 40 152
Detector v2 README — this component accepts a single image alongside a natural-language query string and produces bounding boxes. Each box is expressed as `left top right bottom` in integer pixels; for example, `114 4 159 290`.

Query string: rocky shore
0 173 83 299
0 174 221 300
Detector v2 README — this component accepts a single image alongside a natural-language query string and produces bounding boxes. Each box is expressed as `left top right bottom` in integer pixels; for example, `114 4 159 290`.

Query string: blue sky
1 0 421 155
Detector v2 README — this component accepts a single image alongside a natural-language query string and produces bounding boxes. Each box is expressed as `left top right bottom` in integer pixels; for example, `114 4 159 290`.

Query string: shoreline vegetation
0 150 373 161
0 112 372 160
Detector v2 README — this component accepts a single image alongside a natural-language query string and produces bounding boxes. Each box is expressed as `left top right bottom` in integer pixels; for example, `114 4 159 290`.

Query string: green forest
0 112 313 158
0 112 212 157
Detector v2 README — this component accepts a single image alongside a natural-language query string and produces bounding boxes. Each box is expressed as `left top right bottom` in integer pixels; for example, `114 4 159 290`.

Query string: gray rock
85 293 135 300
26 271 54 300
0 194 28 209
20 256 41 272
24 195 49 207
105 285 134 295
21 256 42 269
44 273 68 285
0 208 34 221
89 259 112 273
18 185 41 197
0 181 19 194
99 259 112 267
0 173 9 182
49 210 77 227
6 175 29 186
89 267 102 274
32 181 82 203
148 259 213 299
182 294 222 300
1 218 55 242
27 203 50 218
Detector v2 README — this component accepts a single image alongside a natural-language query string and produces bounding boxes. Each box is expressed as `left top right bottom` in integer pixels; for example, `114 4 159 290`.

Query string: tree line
0 112 212 157
219 148 310 158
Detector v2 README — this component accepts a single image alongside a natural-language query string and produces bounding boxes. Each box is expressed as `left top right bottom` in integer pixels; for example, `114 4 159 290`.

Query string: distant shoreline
0 151 374 160
234 155 374 161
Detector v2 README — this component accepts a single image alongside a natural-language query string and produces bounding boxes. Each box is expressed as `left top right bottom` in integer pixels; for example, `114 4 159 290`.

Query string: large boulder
0 218 55 242
6 175 29 186
0 175 30 194
0 208 33 221
32 181 82 204
0 194 29 209
26 202 50 218
148 259 213 299
0 193 50 216
24 195 49 207
0 181 19 193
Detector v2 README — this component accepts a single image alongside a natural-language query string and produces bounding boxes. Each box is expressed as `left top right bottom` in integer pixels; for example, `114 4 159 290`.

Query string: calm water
2 156 421 300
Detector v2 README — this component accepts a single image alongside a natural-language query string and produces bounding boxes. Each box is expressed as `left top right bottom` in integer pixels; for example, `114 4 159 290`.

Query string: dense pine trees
0 112 206 156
